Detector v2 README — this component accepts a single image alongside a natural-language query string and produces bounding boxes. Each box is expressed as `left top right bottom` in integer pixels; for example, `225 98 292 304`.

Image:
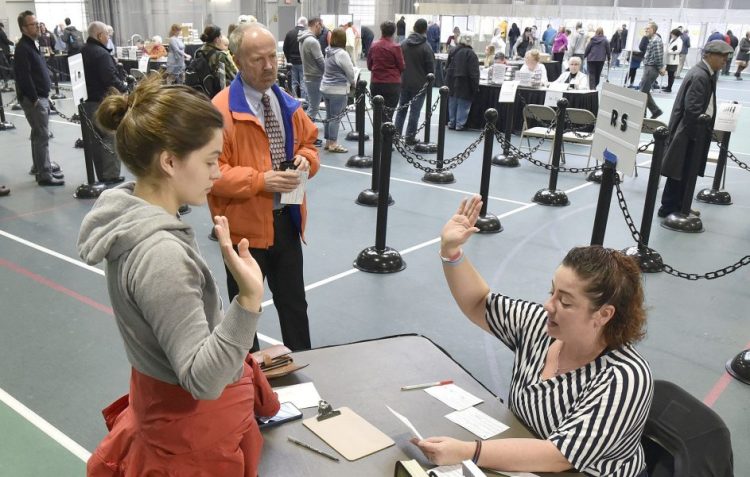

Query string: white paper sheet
428 464 464 477
280 170 308 205
386 405 424 440
498 80 519 103
444 406 509 440
424 384 483 411
272 382 321 409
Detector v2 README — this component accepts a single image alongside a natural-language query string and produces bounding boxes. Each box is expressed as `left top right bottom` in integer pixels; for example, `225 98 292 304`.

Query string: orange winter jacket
208 76 320 248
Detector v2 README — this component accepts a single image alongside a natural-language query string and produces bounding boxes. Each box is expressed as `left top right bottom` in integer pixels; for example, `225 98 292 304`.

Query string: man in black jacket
62 17 84 56
283 17 307 100
81 21 126 183
14 10 64 186
658 40 733 218
394 19 434 145
0 23 14 90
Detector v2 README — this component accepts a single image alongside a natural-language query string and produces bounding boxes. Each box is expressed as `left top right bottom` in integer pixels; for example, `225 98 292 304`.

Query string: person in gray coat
658 40 733 218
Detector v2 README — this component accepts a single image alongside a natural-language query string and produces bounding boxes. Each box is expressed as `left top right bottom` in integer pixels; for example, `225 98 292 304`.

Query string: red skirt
87 357 280 477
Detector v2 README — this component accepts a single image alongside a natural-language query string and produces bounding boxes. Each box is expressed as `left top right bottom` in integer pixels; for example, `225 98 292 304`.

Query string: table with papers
259 335 582 476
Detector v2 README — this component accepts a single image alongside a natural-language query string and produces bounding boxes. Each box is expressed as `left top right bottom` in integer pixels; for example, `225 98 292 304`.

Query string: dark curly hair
562 246 646 348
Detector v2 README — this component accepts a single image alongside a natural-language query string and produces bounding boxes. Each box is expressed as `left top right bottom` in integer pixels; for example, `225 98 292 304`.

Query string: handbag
251 344 308 379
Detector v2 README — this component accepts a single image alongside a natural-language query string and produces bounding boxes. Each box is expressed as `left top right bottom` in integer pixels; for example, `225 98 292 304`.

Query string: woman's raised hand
214 216 264 312
440 195 482 257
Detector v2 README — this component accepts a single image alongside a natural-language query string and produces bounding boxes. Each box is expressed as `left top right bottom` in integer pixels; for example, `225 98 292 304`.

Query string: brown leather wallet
251 344 308 379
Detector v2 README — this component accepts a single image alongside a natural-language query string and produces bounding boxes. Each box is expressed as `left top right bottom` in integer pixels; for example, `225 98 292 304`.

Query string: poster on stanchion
67 54 87 106
714 102 742 132
590 83 646 176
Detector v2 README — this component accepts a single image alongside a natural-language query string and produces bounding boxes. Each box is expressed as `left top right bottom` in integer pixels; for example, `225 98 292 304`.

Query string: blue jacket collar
228 73 301 117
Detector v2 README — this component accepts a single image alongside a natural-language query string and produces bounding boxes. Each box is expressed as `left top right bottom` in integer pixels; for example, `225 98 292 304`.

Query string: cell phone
257 401 303 429
279 161 297 171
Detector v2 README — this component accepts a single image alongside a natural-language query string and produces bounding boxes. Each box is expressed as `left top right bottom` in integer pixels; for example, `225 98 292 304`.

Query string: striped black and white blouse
486 293 653 477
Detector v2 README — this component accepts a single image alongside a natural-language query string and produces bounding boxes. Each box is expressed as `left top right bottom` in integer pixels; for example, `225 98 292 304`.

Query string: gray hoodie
77 183 260 400
298 29 325 80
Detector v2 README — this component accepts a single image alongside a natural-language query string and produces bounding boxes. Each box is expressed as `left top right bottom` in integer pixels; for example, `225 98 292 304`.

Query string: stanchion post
475 108 502 233
357 95 394 207
623 126 668 272
696 130 732 205
0 90 16 130
347 80 373 167
414 74 437 153
353 122 406 273
590 153 617 246
50 67 66 100
74 101 107 199
533 98 569 206
492 100 520 167
346 80 370 142
662 114 710 233
422 86 455 184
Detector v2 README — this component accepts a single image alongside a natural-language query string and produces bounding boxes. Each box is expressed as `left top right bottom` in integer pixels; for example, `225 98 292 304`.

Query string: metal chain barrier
712 132 750 173
369 80 430 114
313 94 362 124
78 105 116 156
393 129 485 174
563 111 594 139
410 96 441 136
50 101 80 124
613 179 750 279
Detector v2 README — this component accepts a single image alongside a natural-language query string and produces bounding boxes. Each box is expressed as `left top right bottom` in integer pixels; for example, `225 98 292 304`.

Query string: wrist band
472 439 482 464
439 249 464 265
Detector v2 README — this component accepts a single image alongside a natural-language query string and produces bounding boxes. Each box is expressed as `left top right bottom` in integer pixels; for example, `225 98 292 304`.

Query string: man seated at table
518 49 547 85
553 56 588 90
493 52 508 65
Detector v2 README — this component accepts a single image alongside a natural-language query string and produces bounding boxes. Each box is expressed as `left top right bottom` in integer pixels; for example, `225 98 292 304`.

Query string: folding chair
642 380 733 477
629 118 668 177
519 104 557 161
129 69 146 82
563 108 596 164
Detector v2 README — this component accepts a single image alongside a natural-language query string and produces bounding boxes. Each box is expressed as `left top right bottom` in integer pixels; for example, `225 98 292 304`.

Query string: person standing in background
167 23 190 84
298 17 325 125
283 17 308 100
584 27 610 90
0 23 16 90
677 28 690 78
735 31 749 79
345 22 357 65
395 18 434 145
638 22 665 119
542 24 556 54
551 26 568 62
445 33 479 131
507 23 521 55
368 20 405 121
610 27 623 67
663 29 682 92
397 16 406 44
321 27 356 153
724 30 738 75
447 26 461 49
427 20 441 53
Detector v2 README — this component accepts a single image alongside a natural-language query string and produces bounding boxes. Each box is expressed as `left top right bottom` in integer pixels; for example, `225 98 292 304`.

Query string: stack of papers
272 382 321 409
445 407 509 440
425 384 483 411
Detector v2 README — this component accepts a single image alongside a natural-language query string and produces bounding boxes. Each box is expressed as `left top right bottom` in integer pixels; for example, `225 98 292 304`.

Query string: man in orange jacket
209 23 320 351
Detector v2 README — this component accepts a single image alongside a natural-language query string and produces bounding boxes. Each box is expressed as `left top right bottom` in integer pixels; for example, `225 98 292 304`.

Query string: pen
401 380 453 391
287 436 340 462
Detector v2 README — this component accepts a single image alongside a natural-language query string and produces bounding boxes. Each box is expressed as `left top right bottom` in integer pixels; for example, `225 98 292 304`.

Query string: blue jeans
305 77 322 120
448 96 472 129
322 92 347 142
394 89 425 139
291 64 307 100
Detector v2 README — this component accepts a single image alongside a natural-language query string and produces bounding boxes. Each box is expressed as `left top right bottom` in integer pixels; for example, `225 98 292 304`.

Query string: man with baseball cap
658 40 734 218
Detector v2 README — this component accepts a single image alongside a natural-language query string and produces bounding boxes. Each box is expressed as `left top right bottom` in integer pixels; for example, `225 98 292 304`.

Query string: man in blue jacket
427 21 440 53
14 10 64 186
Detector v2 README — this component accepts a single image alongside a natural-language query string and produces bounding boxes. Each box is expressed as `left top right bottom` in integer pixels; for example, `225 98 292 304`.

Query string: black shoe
662 88 671 93
404 136 418 146
651 109 663 120
456 126 466 131
0 185 10 197
314 139 323 147
29 161 61 175
102 176 125 185
447 124 456 130
37 173 65 186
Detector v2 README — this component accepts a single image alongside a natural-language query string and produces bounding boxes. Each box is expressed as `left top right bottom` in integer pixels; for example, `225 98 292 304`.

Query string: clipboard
303 407 394 461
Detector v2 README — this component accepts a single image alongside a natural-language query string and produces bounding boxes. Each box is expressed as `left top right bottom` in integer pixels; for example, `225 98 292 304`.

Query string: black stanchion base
475 214 503 234
422 170 455 184
492 153 520 168
726 349 750 385
0 121 15 131
587 169 624 183
533 188 570 206
413 142 438 154
74 138 84 148
345 131 370 142
661 212 704 233
74 183 107 199
356 189 394 207
71 113 80 122
11 104 22 111
0 86 14 93
50 93 66 100
696 188 732 205
623 246 664 273
353 246 406 274
346 154 373 168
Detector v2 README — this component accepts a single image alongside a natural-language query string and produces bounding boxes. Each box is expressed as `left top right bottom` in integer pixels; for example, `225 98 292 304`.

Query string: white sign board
67 54 87 105
590 83 647 177
715 102 742 133
544 82 567 107
491 64 506 84
138 56 149 73
498 80 519 103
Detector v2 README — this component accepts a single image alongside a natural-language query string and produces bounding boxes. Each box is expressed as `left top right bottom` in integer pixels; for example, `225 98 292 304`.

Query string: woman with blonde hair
166 23 190 84
519 48 548 84
79 74 279 476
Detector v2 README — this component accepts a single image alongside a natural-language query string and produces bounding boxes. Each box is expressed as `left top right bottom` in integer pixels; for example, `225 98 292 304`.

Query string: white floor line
320 164 531 206
0 386 91 463
6 112 79 127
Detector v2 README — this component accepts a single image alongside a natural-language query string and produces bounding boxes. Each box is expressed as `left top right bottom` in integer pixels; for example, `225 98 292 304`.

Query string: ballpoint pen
287 436 340 462
401 380 453 391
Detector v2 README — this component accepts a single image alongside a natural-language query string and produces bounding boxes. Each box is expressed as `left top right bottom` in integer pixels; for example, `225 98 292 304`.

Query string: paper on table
272 382 321 409
280 170 308 205
386 405 424 440
424 384 483 411
445 406 509 440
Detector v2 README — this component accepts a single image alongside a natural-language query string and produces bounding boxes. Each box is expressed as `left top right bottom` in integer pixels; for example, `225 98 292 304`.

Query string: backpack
66 28 84 51
185 48 220 98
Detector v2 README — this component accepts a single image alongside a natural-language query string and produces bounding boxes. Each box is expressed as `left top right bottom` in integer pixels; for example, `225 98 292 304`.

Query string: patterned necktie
262 93 285 170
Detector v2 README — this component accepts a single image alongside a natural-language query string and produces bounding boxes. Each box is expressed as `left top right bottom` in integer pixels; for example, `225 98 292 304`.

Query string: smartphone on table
257 401 303 429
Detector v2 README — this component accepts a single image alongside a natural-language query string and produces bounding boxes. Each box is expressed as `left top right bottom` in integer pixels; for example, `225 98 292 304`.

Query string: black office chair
641 380 733 477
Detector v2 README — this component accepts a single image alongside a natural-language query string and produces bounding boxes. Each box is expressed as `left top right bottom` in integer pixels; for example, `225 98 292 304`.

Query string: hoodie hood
590 35 606 45
77 182 193 265
298 29 315 43
405 32 426 46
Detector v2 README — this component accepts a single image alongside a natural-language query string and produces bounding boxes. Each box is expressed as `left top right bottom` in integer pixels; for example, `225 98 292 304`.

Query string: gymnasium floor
1 65 749 475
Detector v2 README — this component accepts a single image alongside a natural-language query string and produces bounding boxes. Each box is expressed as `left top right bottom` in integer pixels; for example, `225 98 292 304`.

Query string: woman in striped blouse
413 196 653 477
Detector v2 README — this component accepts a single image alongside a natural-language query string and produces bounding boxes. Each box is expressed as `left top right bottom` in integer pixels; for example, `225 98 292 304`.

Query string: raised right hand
263 170 301 193
440 196 482 257
214 216 264 312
